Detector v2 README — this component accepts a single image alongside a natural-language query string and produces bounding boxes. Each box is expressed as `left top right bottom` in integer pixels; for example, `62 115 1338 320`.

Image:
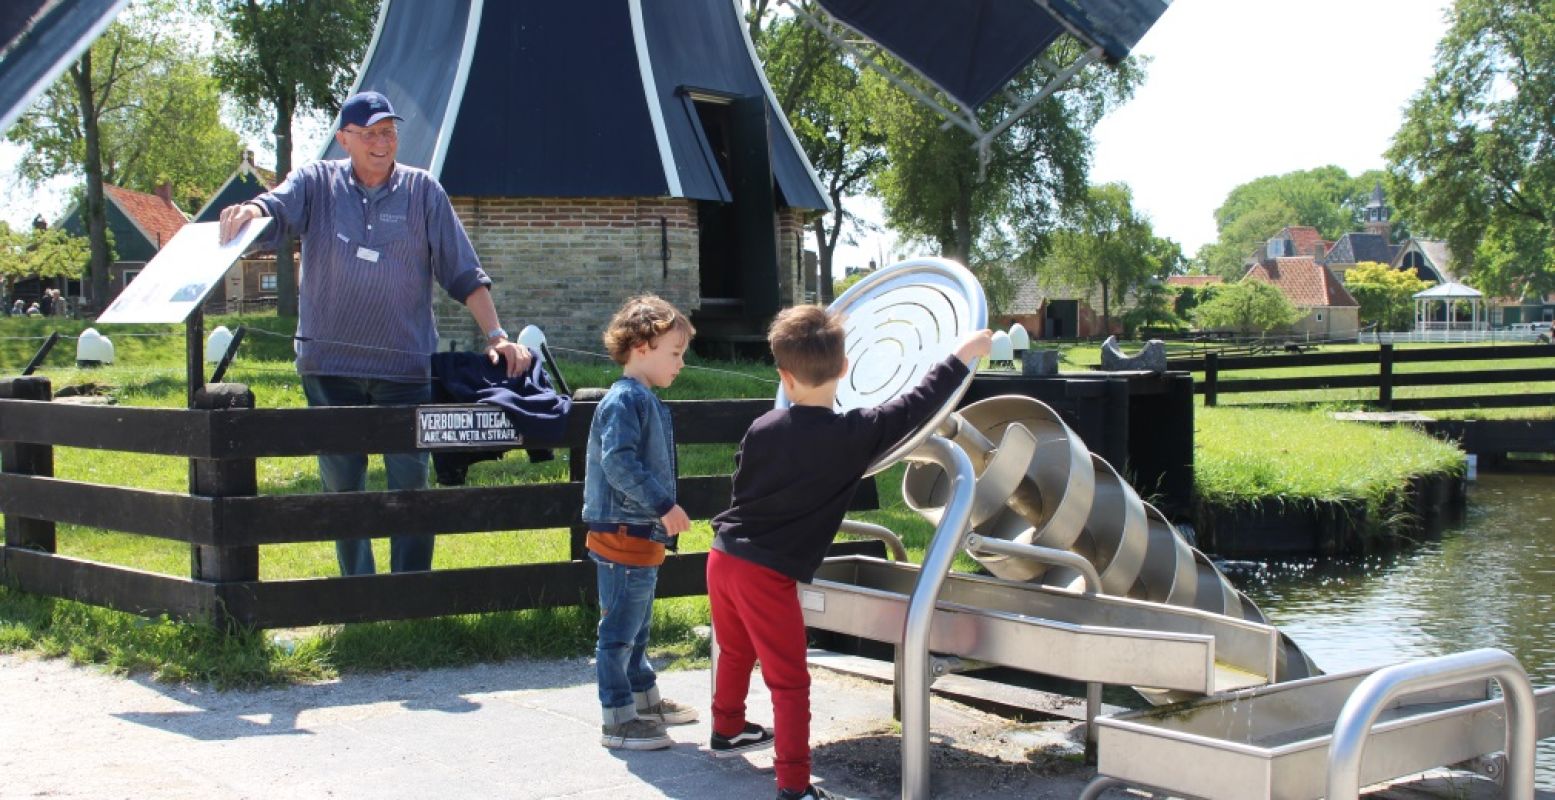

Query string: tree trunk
813 217 835 305
273 98 298 318
1100 278 1111 337
72 54 111 312
947 189 974 265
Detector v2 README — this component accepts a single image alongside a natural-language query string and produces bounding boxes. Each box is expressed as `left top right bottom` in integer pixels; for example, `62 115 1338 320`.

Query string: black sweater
711 356 971 582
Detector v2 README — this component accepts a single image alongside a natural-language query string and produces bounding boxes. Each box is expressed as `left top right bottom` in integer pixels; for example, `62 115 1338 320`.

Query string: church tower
1363 182 1391 241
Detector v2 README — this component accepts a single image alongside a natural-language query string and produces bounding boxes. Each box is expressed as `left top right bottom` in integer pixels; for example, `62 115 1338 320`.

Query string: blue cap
339 91 403 129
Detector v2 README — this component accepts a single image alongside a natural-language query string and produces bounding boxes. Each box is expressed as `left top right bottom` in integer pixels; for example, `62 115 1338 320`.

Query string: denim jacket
581 378 677 536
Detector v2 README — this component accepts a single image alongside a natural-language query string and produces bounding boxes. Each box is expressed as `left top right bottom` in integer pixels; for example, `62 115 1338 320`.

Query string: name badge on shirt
356 246 380 263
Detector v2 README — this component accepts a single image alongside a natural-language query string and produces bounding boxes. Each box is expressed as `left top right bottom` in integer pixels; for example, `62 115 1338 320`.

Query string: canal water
1237 470 1555 787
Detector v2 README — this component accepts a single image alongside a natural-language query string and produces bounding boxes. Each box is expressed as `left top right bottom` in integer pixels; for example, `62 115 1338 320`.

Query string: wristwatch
486 327 508 343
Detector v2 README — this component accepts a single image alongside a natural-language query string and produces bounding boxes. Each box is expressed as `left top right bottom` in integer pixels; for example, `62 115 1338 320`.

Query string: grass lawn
0 316 1466 686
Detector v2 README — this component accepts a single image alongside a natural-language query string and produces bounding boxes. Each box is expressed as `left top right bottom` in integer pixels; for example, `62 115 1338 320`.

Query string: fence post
0 377 56 553
189 384 258 618
1378 344 1394 411
1203 352 1219 407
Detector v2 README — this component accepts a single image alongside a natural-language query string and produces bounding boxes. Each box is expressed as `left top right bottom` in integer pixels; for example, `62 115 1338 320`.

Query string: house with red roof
1242 256 1359 339
59 182 189 310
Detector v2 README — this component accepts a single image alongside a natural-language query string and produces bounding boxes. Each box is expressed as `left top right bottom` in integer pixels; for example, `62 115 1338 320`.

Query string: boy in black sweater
707 305 990 800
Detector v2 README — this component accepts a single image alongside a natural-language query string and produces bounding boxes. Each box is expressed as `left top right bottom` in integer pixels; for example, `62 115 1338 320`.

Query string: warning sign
415 405 522 449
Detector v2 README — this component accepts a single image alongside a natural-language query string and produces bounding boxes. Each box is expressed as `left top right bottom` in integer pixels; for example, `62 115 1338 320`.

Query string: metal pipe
964 534 1101 593
1327 648 1536 800
900 435 976 800
1078 776 1126 800
838 519 909 562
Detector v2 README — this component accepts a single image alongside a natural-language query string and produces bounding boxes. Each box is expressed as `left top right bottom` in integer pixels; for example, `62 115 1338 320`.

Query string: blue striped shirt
251 159 491 381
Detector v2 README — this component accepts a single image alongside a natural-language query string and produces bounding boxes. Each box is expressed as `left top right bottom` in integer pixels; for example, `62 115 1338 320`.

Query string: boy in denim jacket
582 295 700 750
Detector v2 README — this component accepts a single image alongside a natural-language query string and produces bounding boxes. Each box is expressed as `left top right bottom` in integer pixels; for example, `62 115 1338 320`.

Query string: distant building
1242 257 1359 339
58 182 189 310
1165 275 1222 290
998 273 1133 340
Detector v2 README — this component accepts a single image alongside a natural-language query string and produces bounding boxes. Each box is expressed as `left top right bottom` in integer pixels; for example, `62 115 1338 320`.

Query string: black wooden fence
0 376 882 629
1166 343 1555 411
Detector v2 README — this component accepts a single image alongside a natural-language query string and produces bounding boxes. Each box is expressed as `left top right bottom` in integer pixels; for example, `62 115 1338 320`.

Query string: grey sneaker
638 697 699 725
601 717 672 750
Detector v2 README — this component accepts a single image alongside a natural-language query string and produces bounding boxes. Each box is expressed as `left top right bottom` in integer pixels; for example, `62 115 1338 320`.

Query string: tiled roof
1243 257 1357 307
1322 232 1392 266
103 184 188 250
1282 226 1326 257
1166 275 1222 288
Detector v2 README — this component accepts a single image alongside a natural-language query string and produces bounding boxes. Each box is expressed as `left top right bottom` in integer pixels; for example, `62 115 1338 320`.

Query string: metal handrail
838 519 909 562
900 434 977 800
1327 648 1536 800
964 534 1101 593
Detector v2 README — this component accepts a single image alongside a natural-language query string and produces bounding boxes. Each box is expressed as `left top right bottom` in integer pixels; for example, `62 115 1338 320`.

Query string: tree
0 223 90 282
867 39 1143 281
1387 0 1555 298
1035 183 1177 335
6 3 241 307
1345 261 1431 331
749 7 886 305
211 0 378 317
1193 280 1303 335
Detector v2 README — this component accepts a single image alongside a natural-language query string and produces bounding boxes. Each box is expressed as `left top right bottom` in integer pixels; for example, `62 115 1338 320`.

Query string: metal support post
900 435 977 800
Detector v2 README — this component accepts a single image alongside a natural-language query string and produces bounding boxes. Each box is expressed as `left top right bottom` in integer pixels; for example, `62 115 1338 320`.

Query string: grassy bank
0 315 1461 686
1195 406 1465 507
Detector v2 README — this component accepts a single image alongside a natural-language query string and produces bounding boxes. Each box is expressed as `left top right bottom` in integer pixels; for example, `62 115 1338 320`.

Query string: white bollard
206 325 234 364
75 328 115 366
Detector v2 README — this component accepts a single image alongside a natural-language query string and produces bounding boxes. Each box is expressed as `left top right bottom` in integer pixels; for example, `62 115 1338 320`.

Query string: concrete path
0 653 1539 799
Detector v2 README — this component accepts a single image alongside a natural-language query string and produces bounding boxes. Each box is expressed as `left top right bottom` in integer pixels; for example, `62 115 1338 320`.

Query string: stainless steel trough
804 556 1279 695
1092 657 1555 800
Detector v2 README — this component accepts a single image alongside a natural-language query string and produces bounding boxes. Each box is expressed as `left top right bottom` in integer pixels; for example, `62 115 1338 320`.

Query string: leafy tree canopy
1193 279 1303 334
1033 182 1180 334
0 222 90 281
8 4 241 211
1386 0 1555 297
1345 261 1431 331
866 39 1144 289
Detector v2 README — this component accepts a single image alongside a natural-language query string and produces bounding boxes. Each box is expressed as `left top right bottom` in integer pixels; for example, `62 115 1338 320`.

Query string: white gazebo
1413 281 1485 332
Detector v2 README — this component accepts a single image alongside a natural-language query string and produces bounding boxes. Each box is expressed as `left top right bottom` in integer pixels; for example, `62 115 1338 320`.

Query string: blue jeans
301 374 434 576
591 552 660 724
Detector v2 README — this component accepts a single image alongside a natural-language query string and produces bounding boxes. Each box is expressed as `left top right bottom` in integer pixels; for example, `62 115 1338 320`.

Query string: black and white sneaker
708 721 774 757
777 784 845 800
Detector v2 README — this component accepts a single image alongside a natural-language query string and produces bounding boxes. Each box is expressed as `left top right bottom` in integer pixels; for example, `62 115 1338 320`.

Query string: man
219 90 531 575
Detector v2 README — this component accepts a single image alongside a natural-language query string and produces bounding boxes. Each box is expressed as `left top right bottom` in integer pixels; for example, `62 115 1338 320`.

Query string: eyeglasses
342 126 398 144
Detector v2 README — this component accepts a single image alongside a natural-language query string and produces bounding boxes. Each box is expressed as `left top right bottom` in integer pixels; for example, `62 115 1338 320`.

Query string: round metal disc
777 257 987 476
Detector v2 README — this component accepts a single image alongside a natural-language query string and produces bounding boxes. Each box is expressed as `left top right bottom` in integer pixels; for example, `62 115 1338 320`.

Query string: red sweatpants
707 548 811 792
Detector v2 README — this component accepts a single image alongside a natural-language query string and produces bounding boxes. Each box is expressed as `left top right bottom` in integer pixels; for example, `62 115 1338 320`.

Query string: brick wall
776 208 811 306
441 197 700 352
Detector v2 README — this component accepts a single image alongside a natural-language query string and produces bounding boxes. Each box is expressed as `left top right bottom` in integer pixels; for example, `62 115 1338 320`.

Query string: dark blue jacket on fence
429 349 572 485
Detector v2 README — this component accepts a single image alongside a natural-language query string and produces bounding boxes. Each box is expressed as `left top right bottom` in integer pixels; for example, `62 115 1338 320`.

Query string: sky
831 0 1455 272
2 0 1453 271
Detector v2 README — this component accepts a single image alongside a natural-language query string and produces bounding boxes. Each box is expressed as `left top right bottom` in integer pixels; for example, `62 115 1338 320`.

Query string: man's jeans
301 374 433 576
591 552 660 724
